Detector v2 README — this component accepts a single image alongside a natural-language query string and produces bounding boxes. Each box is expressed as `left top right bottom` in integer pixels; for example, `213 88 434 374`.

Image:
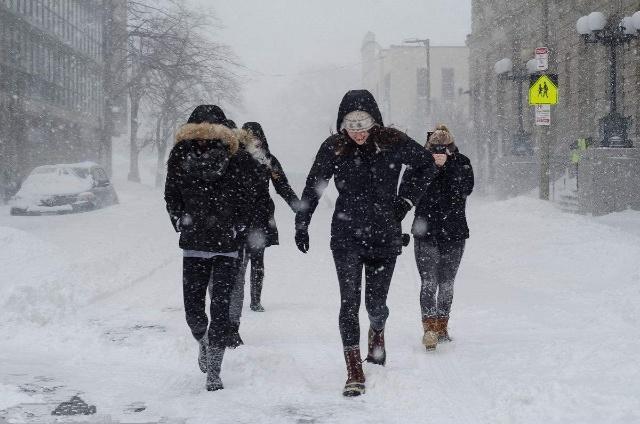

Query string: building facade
0 0 126 202
361 32 471 150
468 0 640 193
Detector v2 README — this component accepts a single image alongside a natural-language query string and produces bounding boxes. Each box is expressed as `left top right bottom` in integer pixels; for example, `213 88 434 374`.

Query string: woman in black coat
403 124 474 351
225 122 299 346
164 105 258 391
295 90 435 397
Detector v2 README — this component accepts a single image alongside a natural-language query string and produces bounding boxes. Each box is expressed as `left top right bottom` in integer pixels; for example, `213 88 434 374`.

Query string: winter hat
340 110 376 132
226 119 237 129
242 122 270 151
186 105 230 127
427 124 455 147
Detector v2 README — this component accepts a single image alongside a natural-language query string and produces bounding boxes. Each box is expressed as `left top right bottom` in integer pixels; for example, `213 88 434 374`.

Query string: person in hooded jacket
402 124 474 351
295 90 436 397
164 105 259 391
225 122 299 348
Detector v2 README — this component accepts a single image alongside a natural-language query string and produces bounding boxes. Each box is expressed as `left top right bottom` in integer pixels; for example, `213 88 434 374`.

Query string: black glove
402 233 411 247
393 197 412 222
295 228 309 253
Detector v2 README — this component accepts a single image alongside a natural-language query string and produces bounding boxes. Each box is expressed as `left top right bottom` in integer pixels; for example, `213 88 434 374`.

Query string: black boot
197 335 207 373
206 345 225 391
365 327 386 366
249 264 265 312
226 322 244 349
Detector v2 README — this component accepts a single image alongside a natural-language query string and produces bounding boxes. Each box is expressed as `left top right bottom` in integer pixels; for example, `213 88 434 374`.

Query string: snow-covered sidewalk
1 182 639 423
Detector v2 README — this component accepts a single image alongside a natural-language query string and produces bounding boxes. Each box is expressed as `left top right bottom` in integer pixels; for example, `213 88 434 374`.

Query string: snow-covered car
9 162 119 216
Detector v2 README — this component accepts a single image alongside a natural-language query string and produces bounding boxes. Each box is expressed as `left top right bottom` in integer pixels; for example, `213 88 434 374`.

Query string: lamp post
404 38 431 116
494 57 538 156
576 11 640 147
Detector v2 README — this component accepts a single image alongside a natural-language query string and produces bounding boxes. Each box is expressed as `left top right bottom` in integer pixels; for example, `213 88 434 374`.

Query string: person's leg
249 248 265 311
226 249 248 348
206 255 240 391
435 240 466 341
414 238 442 350
183 256 213 342
332 250 366 396
363 255 397 365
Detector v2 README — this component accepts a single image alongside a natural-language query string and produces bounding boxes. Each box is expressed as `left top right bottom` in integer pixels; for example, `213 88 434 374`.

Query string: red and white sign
535 47 549 71
535 105 551 126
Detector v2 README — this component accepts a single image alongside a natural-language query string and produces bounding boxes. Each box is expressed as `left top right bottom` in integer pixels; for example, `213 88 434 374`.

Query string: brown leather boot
437 316 452 342
365 327 386 366
342 347 365 397
422 317 439 351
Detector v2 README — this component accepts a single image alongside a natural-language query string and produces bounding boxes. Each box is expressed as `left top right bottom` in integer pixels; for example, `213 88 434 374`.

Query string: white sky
191 0 472 172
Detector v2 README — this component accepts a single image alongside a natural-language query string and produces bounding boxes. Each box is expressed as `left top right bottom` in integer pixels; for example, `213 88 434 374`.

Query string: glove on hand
393 197 412 222
295 228 309 253
402 233 411 247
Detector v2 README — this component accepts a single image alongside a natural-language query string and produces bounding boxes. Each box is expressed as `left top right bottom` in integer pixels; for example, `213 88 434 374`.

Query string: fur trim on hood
175 122 239 155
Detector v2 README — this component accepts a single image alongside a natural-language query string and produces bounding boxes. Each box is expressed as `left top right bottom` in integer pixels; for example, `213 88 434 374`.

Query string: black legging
414 238 465 318
183 256 239 348
332 250 397 348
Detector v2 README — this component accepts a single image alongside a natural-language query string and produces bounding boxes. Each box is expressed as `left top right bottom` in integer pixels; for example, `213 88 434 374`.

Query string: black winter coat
296 126 435 256
405 150 474 241
164 122 258 253
245 151 299 249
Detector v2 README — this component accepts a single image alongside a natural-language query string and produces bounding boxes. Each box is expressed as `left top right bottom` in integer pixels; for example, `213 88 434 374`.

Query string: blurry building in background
468 0 640 204
361 32 471 151
0 0 126 202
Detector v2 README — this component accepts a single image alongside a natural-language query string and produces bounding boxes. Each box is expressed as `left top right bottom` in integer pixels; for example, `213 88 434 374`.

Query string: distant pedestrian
225 122 300 348
164 105 259 391
295 90 435 397
403 124 474 351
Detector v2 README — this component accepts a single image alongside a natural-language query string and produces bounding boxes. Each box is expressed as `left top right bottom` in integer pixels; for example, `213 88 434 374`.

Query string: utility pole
538 0 551 200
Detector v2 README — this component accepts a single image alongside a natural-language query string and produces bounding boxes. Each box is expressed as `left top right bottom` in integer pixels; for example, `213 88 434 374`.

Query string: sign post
535 47 549 71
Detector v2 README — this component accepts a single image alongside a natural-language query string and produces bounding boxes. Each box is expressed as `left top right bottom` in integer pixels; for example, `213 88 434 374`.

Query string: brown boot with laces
342 346 365 397
365 327 386 366
422 316 439 351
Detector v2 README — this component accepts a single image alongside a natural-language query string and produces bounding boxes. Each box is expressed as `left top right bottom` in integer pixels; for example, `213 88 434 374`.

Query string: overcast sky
191 0 472 172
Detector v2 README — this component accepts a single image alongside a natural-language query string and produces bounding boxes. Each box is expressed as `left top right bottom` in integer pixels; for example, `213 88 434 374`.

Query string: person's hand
295 229 309 253
433 153 447 167
393 197 412 222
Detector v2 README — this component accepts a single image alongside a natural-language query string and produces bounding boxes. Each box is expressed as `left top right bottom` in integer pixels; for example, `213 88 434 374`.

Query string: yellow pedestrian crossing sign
529 74 558 105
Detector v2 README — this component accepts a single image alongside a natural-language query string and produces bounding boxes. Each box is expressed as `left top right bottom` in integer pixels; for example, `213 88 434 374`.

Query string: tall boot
342 346 365 397
437 316 452 342
249 278 264 312
365 327 386 366
206 345 225 391
226 321 244 349
422 317 439 351
197 335 207 373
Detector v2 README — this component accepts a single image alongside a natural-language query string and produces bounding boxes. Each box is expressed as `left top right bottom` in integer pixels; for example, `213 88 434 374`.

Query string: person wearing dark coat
225 122 299 347
164 104 259 391
402 124 474 351
295 90 436 397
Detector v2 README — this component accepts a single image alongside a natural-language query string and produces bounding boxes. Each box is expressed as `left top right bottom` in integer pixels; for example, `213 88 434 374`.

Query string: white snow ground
1 177 640 424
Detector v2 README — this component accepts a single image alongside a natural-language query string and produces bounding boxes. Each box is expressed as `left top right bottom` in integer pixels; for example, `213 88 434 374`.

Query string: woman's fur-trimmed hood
175 122 239 155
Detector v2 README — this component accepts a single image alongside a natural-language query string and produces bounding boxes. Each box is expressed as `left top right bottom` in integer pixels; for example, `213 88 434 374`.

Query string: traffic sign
529 74 558 105
535 105 551 126
535 47 548 71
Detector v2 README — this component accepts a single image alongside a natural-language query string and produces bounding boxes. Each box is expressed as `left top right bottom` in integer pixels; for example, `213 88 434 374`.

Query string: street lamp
404 38 431 116
494 57 538 156
576 11 640 147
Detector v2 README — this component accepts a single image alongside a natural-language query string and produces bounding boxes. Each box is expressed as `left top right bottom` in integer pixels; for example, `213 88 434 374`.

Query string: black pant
228 247 265 322
332 250 397 348
414 238 465 318
183 256 239 348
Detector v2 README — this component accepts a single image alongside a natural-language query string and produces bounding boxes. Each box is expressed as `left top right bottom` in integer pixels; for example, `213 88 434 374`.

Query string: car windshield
19 167 94 196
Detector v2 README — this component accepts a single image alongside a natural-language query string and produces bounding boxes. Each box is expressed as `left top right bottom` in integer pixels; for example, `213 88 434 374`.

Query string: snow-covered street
1 177 639 424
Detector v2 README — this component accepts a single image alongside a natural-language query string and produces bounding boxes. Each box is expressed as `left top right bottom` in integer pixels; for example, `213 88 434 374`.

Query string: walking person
164 105 258 391
226 122 300 348
295 90 436 397
404 125 474 351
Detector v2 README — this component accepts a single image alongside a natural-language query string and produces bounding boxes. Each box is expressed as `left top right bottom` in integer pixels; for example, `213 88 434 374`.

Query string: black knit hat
187 105 229 126
242 121 270 151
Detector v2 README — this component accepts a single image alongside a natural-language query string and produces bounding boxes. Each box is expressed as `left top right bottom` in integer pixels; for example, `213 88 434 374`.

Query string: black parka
240 122 299 249
404 148 474 241
295 90 436 256
164 122 258 253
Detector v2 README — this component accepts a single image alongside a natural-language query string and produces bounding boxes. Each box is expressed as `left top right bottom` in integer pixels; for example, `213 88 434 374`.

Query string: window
442 67 455 100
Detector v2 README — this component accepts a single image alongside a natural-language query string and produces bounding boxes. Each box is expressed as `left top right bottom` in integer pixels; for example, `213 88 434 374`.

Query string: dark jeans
414 238 465 318
332 250 397 348
183 256 239 348
228 247 265 322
